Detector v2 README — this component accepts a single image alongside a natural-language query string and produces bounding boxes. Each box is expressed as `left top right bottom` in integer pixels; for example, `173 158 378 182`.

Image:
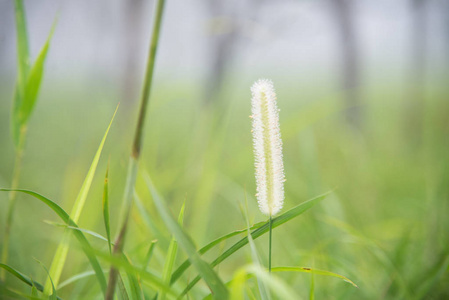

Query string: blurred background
1 0 449 299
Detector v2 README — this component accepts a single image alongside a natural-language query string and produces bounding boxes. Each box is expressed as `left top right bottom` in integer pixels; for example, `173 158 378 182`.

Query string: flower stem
269 215 272 273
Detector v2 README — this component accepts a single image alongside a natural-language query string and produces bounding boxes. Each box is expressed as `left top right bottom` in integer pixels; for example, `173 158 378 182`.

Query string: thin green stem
105 0 166 299
269 215 272 273
1 125 27 280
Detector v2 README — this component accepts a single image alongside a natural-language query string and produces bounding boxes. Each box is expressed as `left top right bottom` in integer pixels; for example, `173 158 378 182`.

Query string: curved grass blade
160 202 185 300
103 163 112 253
45 105 118 293
117 274 130 300
143 240 158 272
34 258 57 300
58 270 104 290
93 250 177 297
0 286 47 300
20 17 57 126
123 255 144 300
173 192 330 294
170 221 265 284
11 0 30 146
0 189 107 294
44 221 110 244
271 267 358 288
145 174 229 299
204 265 300 300
0 263 62 300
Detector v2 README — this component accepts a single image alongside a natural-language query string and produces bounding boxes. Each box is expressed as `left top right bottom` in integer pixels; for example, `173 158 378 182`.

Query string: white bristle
250 79 285 216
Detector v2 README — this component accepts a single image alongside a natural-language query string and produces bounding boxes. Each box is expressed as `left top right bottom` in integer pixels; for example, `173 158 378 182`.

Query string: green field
1 1 449 299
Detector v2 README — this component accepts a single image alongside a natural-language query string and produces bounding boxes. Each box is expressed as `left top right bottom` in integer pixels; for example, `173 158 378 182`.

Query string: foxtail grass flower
250 79 285 216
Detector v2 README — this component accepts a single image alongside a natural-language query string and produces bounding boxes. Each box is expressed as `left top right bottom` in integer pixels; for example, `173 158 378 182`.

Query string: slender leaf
58 270 105 290
143 240 158 272
0 189 107 294
117 274 130 300
173 192 329 295
11 0 30 145
44 221 110 243
45 105 118 293
34 258 57 300
0 263 47 297
103 163 112 253
271 267 358 288
93 250 177 296
145 174 229 299
123 255 144 300
21 18 57 125
160 202 185 300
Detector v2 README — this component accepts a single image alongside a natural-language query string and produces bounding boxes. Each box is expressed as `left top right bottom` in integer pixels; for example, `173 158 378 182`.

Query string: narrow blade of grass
21 18 57 126
123 255 144 300
170 221 265 284
0 263 45 296
103 163 112 253
11 0 30 146
34 258 57 300
271 267 358 288
45 105 118 294
44 221 110 244
0 189 107 294
117 274 130 300
143 240 158 272
173 192 330 293
93 249 177 296
160 202 185 300
145 173 229 299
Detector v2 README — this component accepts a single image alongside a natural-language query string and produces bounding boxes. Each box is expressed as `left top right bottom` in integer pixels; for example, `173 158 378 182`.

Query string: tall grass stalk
105 0 166 298
250 79 285 274
2 0 55 279
1 126 26 280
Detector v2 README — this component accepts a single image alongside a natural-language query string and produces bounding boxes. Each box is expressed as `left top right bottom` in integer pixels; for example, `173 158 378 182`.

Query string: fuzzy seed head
250 79 285 216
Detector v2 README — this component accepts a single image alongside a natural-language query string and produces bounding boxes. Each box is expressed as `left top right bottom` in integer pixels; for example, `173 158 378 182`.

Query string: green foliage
146 174 229 299
11 0 56 146
44 105 117 294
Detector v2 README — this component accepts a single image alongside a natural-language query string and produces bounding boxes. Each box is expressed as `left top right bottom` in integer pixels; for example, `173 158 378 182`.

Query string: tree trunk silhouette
407 0 428 142
121 0 145 105
331 0 362 129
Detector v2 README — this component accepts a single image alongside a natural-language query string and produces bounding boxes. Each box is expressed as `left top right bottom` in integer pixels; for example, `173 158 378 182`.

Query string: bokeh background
1 0 449 299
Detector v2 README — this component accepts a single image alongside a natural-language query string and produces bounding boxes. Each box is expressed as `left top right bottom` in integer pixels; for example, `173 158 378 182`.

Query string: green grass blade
45 105 118 293
309 268 315 300
0 286 47 300
173 192 329 292
93 250 177 296
123 255 144 300
271 267 358 288
0 263 45 295
117 274 130 300
0 189 107 294
143 240 158 272
103 163 112 253
44 221 110 243
134 192 169 249
241 194 269 300
34 258 57 300
11 0 30 146
160 202 185 300
145 173 229 299
170 221 266 284
58 270 102 290
21 18 57 126
244 265 299 300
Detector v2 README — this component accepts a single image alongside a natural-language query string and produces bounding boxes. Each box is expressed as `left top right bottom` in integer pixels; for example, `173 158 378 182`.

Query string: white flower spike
251 79 285 216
